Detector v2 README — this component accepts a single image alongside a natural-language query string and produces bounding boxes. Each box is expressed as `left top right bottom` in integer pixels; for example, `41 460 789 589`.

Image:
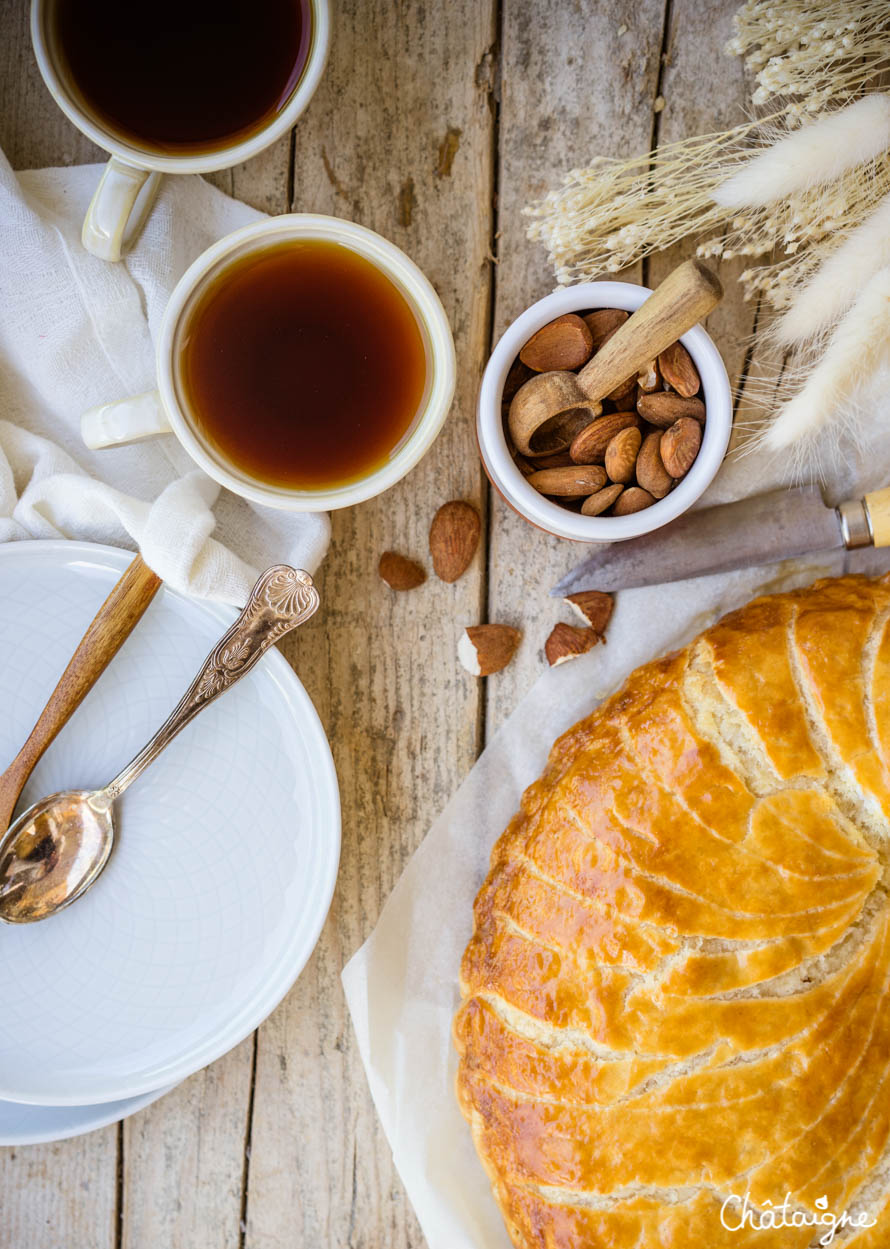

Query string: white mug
81 214 457 512
30 0 330 262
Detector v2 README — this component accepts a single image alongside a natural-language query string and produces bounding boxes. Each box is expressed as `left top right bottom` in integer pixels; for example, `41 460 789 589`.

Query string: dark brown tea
179 240 428 490
51 0 311 154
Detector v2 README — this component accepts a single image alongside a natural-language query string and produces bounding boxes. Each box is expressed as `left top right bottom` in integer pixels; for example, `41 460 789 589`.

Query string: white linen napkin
0 151 329 604
342 370 890 1246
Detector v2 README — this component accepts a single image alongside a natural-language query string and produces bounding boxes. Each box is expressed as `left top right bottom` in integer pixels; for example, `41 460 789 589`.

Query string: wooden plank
485 0 667 734
0 0 103 169
0 9 118 1249
646 0 758 397
121 1042 254 1249
0 1132 117 1249
242 2 497 1246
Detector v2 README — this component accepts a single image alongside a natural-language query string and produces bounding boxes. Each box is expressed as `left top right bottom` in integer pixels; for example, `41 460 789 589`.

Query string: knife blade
550 484 879 598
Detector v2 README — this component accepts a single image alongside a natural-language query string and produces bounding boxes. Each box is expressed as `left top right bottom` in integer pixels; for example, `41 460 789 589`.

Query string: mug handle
82 391 172 450
82 157 162 262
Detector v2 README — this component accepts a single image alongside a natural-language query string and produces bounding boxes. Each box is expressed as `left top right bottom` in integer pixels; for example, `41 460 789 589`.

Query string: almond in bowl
476 271 732 544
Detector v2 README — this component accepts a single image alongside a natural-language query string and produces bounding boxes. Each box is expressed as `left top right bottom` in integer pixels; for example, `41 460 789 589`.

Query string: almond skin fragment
519 314 594 372
581 308 628 347
564 590 613 633
429 500 481 582
526 465 607 498
459 624 521 676
637 360 661 393
604 426 641 484
570 411 639 465
658 341 701 397
612 486 656 515
635 431 673 499
660 416 702 478
580 484 623 516
545 622 600 666
378 551 426 591
637 392 705 428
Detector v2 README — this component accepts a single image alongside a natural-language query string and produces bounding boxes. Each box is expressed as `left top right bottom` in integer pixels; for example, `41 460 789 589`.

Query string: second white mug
30 0 331 262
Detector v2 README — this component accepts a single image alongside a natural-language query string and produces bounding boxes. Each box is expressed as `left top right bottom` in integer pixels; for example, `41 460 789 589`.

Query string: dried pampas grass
764 266 890 452
713 95 890 208
525 0 890 467
774 192 890 345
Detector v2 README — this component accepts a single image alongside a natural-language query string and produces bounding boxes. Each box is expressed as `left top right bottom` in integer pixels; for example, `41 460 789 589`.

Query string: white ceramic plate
0 1084 175 1147
0 541 340 1105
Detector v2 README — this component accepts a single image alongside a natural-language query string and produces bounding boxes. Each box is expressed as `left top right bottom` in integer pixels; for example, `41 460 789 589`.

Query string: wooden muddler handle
865 487 890 548
576 260 723 402
0 553 162 832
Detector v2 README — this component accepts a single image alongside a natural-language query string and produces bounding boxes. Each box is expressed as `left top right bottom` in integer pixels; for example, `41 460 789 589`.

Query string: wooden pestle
576 260 723 402
0 553 162 833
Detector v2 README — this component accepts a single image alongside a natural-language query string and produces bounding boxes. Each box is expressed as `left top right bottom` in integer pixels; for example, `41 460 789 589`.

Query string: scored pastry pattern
455 575 890 1248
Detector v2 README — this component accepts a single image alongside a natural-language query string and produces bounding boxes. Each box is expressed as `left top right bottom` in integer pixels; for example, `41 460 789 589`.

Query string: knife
551 484 890 597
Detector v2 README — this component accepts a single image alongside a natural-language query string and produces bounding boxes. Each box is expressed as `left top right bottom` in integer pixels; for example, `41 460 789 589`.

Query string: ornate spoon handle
97 567 319 808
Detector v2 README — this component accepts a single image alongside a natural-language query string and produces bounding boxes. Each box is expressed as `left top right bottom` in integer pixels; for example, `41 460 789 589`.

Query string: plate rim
0 1082 178 1147
0 540 341 1106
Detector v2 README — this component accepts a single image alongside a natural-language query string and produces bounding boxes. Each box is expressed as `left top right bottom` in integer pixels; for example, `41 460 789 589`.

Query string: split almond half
545 622 600 666
564 590 613 633
459 624 521 676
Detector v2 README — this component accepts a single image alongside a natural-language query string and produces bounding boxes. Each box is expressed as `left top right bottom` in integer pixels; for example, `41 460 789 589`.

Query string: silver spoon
0 565 319 924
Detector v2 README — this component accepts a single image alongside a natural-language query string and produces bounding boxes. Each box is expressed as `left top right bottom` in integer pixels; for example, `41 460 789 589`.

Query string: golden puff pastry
454 575 890 1249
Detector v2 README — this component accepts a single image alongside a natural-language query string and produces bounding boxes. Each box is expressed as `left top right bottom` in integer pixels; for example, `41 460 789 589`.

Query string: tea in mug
51 0 311 154
179 240 428 490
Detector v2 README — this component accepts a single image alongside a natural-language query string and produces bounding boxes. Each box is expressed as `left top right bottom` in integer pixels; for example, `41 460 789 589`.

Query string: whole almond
580 484 623 516
635 431 673 499
503 356 535 403
604 426 641 484
520 314 593 372
607 373 637 404
612 486 656 516
658 341 701 397
545 622 600 666
429 500 481 582
660 417 702 478
459 624 521 676
378 551 426 591
570 411 639 464
611 387 639 412
529 450 575 469
636 392 706 428
637 359 661 393
526 465 608 498
581 308 628 347
564 590 613 633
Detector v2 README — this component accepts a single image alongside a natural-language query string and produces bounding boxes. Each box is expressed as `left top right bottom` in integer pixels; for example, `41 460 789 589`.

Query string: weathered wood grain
0 3 766 1248
0 1131 116 1249
0 9 118 1248
244 2 497 1245
484 0 667 733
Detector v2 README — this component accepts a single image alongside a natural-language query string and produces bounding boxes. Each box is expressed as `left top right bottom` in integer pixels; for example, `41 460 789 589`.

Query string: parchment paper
342 396 890 1249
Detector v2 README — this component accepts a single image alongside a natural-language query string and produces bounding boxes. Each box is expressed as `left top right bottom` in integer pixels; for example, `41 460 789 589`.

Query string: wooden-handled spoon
577 259 724 402
0 553 162 833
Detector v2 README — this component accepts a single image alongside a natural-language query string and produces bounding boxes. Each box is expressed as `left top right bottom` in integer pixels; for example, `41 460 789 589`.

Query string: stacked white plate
0 542 340 1144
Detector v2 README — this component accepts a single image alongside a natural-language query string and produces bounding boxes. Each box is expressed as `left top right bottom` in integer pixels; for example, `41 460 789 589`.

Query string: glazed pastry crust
454 575 890 1249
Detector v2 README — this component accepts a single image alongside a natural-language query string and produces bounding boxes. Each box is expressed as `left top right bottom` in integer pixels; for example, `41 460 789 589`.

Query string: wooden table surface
0 1 759 1244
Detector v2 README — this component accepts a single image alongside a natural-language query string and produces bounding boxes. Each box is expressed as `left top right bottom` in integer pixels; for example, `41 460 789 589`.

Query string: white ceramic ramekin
477 282 732 542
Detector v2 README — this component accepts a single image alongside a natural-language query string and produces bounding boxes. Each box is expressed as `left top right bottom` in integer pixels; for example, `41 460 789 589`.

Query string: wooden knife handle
0 553 162 828
576 259 723 402
865 487 890 547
